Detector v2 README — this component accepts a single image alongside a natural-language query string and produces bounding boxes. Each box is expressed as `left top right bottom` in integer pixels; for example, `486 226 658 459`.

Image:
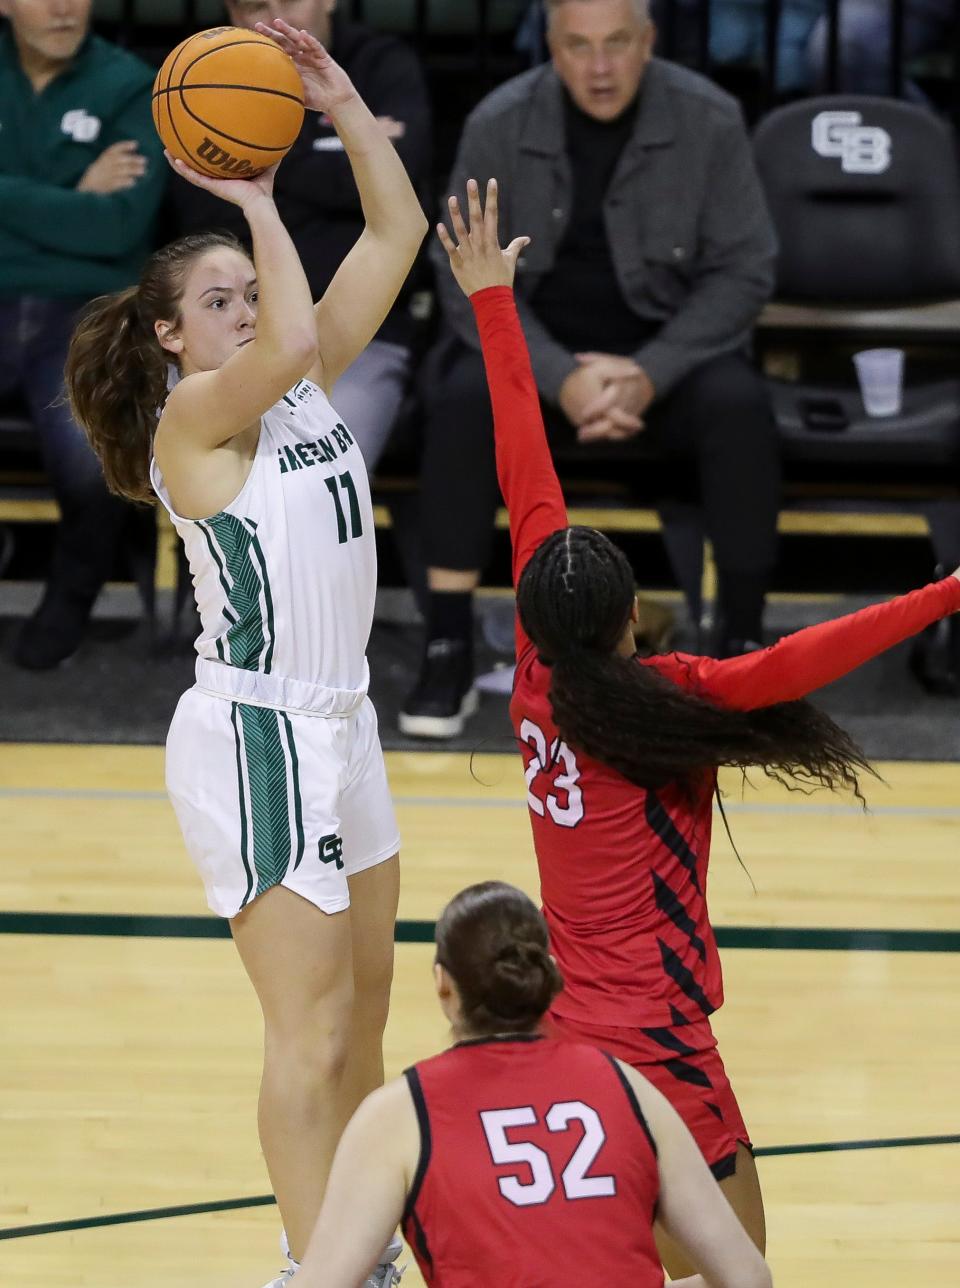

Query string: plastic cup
853 349 904 417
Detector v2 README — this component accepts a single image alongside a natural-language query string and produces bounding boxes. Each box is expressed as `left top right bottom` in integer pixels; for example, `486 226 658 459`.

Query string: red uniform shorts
546 1010 751 1181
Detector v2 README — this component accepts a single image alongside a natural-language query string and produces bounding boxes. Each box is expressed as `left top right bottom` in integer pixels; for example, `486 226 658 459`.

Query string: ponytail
548 645 873 800
519 526 875 800
436 882 563 1035
66 287 168 502
65 230 245 504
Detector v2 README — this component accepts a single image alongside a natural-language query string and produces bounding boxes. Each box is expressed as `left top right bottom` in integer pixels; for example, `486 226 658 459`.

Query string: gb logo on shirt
61 109 101 143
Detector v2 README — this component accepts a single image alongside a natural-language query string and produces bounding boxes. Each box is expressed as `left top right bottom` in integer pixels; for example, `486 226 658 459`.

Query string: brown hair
65 231 245 502
435 882 563 1035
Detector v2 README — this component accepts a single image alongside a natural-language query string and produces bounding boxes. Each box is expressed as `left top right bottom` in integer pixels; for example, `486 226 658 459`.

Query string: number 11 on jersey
325 470 363 543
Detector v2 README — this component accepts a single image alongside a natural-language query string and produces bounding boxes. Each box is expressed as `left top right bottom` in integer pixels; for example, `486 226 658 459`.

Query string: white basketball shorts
165 689 400 918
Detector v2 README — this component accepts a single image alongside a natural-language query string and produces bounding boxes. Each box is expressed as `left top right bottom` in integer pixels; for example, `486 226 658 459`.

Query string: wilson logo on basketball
197 136 254 176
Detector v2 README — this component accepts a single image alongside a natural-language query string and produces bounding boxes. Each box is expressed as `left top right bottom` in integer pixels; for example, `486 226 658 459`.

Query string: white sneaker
261 1229 298 1286
363 1237 405 1288
260 1273 296 1288
363 1263 405 1288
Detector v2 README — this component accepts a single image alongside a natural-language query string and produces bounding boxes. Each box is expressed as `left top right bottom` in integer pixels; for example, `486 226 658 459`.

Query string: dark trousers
420 338 782 593
0 296 127 604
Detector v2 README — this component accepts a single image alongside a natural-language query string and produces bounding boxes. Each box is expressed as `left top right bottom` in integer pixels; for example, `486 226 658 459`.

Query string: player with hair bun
291 881 773 1288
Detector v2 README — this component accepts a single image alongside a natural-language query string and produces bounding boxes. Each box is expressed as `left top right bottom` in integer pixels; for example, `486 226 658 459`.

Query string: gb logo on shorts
811 110 891 175
318 833 344 870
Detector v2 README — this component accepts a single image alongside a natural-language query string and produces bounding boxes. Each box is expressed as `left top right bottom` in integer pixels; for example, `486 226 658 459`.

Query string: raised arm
437 178 568 658
257 20 428 392
622 1062 772 1288
657 574 960 710
156 158 318 456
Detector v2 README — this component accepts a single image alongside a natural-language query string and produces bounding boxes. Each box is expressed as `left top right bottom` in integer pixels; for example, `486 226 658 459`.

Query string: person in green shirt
0 0 165 668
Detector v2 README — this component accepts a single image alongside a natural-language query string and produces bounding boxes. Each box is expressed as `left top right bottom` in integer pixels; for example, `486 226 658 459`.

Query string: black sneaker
13 588 94 670
399 638 478 738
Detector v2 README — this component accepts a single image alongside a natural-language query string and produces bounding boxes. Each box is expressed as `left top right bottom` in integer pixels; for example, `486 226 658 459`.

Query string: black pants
0 295 127 604
420 338 782 585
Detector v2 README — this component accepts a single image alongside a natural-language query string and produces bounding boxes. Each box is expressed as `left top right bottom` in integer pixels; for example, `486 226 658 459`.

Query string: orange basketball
152 27 305 179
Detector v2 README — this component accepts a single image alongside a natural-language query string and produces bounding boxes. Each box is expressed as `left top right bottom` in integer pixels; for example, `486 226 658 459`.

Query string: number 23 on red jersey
520 718 584 828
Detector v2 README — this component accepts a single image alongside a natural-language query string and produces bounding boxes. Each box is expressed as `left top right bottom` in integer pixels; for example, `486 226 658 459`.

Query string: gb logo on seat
811 110 891 175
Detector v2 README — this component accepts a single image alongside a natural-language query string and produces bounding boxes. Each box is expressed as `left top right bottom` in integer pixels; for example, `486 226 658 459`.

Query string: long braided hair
516 526 874 799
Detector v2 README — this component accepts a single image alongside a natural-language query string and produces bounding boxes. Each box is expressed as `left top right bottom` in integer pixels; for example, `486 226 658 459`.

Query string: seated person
400 0 781 739
0 0 165 667
170 0 433 473
290 880 774 1288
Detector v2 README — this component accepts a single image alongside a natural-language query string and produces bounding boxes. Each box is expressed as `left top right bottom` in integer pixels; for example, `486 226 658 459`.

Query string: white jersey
151 377 376 714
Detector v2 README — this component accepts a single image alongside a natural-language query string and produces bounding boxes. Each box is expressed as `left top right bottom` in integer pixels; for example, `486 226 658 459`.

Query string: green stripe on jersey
239 704 292 897
205 513 274 672
246 525 276 675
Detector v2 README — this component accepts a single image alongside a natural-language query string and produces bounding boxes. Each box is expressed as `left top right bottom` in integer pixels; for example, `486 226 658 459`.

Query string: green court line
0 1195 277 1241
1 1134 956 1242
754 1133 960 1158
0 911 958 952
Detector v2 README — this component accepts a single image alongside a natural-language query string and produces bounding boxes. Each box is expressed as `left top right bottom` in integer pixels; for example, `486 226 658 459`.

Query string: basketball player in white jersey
65 21 427 1287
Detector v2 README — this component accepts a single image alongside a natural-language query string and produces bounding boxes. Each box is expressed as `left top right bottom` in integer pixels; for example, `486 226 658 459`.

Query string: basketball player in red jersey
290 881 772 1288
429 178 960 1275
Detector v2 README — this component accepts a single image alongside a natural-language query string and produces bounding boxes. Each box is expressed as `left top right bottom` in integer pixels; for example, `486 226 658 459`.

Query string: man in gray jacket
401 0 781 739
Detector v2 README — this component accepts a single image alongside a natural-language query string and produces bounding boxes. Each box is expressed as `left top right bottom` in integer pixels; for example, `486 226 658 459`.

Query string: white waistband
194 657 369 718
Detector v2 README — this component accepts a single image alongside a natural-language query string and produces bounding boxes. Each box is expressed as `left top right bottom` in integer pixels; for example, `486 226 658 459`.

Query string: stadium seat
753 95 960 687
753 95 960 471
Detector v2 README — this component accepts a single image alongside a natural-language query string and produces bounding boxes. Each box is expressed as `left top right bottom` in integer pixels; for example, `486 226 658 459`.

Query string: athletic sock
717 570 768 644
426 590 473 646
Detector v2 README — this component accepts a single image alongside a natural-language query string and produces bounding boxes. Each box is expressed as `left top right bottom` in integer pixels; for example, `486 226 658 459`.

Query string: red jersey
401 1035 662 1288
472 285 960 1031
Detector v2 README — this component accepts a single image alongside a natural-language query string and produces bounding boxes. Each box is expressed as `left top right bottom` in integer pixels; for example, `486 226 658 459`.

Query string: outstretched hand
254 18 356 114
437 178 530 298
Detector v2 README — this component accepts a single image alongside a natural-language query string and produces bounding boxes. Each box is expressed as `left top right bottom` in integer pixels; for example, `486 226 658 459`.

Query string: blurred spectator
517 0 824 93
807 0 955 101
400 0 780 740
171 0 432 472
0 0 166 669
700 0 823 92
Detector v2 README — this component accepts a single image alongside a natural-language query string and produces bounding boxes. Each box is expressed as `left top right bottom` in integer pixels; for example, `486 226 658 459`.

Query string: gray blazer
431 58 777 402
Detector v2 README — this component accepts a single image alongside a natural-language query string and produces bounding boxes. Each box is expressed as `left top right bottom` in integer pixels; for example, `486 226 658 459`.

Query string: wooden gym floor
0 744 958 1286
